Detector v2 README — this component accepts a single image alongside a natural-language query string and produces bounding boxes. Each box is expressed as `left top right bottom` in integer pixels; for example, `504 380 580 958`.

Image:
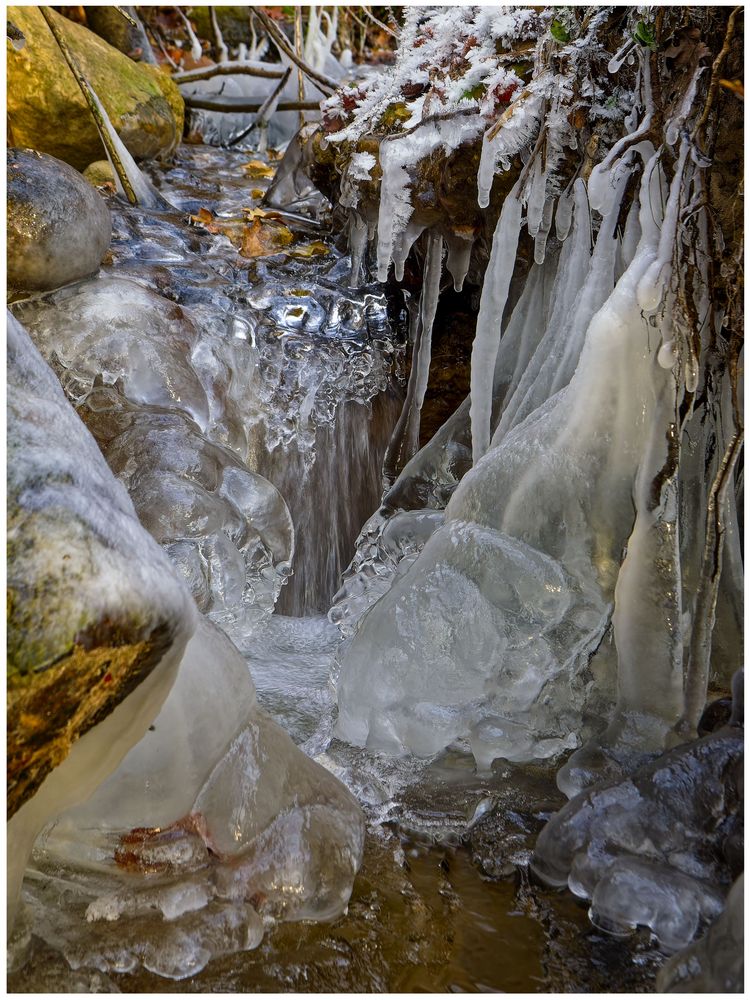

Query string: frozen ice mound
532 717 743 953
13 276 294 632
657 873 744 992
24 617 365 979
7 313 195 920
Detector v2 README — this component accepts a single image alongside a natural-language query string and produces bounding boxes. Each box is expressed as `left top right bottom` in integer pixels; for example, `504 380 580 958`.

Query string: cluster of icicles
331 50 740 787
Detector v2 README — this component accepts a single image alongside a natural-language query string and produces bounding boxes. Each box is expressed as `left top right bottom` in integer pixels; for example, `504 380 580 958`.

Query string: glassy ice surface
13 145 403 621
20 618 365 980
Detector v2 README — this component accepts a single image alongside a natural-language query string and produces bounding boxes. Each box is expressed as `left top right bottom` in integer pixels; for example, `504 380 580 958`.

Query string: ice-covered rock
532 709 743 953
7 313 195 920
24 616 365 979
13 276 294 630
7 148 112 296
657 874 744 992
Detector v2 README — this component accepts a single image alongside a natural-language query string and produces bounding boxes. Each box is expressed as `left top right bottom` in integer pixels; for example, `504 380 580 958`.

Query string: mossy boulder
7 6 184 171
8 148 112 297
7 314 195 819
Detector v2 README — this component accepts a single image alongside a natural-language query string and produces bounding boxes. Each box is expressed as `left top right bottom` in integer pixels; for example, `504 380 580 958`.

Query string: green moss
8 5 182 170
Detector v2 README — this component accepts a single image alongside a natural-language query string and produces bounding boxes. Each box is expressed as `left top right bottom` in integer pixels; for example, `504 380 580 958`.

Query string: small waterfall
260 387 403 615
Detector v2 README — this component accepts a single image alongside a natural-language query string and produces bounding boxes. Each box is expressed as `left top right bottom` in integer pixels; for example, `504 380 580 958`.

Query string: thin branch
185 95 319 114
39 6 137 204
693 7 742 148
114 6 138 29
677 425 744 736
174 62 285 83
254 9 337 97
225 66 292 147
362 6 399 39
294 6 305 130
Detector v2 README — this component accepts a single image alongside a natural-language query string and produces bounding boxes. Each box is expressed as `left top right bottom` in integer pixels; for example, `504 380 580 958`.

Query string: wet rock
532 720 743 953
7 5 183 171
8 148 112 297
82 158 115 187
85 6 156 63
657 874 744 992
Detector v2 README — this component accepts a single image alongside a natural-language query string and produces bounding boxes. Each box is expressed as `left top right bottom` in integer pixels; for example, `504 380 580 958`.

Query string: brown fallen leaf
251 188 266 199
240 217 293 258
242 159 275 179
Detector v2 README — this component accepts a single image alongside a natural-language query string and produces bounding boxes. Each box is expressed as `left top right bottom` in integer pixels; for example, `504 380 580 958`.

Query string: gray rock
8 147 112 296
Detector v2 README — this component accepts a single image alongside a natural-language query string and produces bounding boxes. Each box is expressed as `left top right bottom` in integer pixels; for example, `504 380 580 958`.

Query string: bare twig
114 6 138 29
693 7 742 147
39 6 137 204
225 66 292 148
174 62 285 83
294 6 305 130
185 95 318 114
254 9 337 96
362 6 399 39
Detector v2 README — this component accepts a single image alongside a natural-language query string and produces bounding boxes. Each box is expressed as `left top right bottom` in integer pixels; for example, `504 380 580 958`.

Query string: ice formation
332 10 742 800
14 276 294 633
7 313 195 922
532 677 743 952
335 145 667 765
24 616 364 979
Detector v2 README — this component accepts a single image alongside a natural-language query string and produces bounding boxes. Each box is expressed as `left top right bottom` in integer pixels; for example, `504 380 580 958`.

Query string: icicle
525 156 547 237
445 235 473 292
348 212 368 288
554 181 575 241
376 138 411 282
477 92 544 209
393 222 426 282
589 56 654 215
534 196 555 264
607 37 637 75
210 7 228 63
404 233 444 456
637 137 690 313
469 177 523 464
89 91 173 211
177 7 203 64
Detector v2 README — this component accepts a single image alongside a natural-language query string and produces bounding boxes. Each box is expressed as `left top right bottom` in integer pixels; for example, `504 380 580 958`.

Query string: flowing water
9 144 661 992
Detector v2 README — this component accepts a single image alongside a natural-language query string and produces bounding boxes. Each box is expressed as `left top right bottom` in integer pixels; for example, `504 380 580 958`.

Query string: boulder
8 148 112 297
7 6 184 171
7 313 195 915
82 158 115 187
85 6 157 63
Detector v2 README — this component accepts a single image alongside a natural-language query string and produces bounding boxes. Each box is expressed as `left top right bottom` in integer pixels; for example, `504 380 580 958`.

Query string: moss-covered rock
7 6 184 171
8 148 112 297
7 314 194 819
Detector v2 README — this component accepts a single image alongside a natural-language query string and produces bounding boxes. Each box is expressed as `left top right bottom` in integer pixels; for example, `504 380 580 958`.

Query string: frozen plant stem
39 6 137 205
678 426 744 736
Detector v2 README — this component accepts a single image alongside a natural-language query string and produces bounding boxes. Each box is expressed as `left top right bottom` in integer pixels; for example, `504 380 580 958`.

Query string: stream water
9 144 662 992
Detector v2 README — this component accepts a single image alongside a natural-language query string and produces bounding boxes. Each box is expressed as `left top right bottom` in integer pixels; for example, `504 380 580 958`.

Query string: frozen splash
14 145 404 623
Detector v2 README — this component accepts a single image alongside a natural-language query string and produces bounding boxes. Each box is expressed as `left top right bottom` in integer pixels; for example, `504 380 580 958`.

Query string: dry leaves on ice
190 206 331 260
241 159 276 180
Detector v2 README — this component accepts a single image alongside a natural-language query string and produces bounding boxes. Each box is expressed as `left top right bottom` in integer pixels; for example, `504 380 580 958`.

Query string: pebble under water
9 144 664 993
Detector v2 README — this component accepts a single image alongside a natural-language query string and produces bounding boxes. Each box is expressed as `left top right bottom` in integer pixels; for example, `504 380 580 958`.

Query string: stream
9 143 662 993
